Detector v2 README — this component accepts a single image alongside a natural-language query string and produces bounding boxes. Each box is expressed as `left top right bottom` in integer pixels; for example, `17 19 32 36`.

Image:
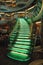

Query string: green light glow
9 47 29 54
14 44 31 49
15 41 31 45
17 39 31 42
7 51 30 61
8 18 32 61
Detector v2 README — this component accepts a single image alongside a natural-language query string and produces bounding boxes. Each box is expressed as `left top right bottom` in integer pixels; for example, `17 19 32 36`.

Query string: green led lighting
7 51 31 61
8 18 33 61
14 44 31 49
17 39 31 42
15 41 31 45
9 47 29 54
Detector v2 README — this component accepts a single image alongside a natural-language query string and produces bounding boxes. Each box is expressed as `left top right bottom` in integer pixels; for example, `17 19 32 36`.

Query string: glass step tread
8 47 31 54
14 44 31 49
10 39 14 41
19 35 29 37
18 35 29 37
18 36 29 39
9 47 29 54
15 41 31 45
10 37 15 39
7 51 30 61
17 39 31 42
19 32 29 34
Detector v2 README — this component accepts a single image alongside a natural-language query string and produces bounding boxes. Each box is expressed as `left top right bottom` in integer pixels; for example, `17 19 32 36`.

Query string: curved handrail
27 0 43 22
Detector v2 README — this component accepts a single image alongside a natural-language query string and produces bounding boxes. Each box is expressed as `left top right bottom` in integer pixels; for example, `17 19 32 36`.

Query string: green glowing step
18 36 29 39
18 35 29 37
10 34 16 36
19 33 29 34
10 38 15 43
19 30 30 32
15 41 31 45
18 34 30 37
10 34 16 39
38 2 42 8
18 34 31 37
14 44 31 49
20 28 29 30
19 34 29 36
17 39 31 42
9 47 29 54
7 51 30 61
10 38 14 41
